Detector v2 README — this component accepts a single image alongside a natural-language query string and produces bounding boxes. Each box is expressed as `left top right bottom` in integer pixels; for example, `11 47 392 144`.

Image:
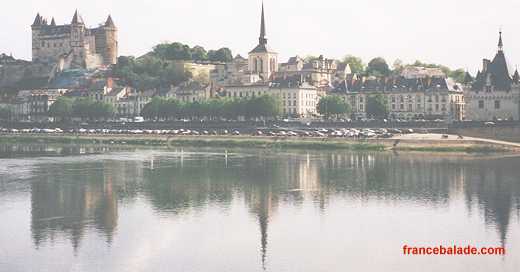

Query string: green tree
208 48 233 62
317 95 351 119
366 94 388 119
72 99 114 121
191 46 208 61
0 106 12 121
367 57 390 77
392 59 404 75
48 97 73 122
247 95 281 119
448 69 466 83
341 55 365 74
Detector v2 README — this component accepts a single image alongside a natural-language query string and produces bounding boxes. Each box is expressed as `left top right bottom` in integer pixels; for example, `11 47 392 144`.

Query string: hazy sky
1 0 520 74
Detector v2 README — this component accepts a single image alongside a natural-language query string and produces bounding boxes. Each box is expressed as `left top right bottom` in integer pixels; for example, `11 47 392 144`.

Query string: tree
366 94 388 119
341 55 365 74
0 106 12 121
392 59 404 75
71 98 114 121
208 48 233 62
448 69 466 83
366 57 390 77
247 95 281 119
317 96 351 119
49 97 73 122
191 45 208 61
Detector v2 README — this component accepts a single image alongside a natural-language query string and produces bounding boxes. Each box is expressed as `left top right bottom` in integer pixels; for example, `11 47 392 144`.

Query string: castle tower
94 15 118 65
248 2 278 81
31 13 43 62
70 10 85 50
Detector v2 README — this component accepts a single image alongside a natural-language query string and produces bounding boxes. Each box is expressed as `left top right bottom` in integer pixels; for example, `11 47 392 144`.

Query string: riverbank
1 133 519 153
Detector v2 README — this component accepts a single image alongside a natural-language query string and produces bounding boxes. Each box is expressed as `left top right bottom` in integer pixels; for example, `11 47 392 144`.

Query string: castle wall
464 87 520 121
31 14 118 69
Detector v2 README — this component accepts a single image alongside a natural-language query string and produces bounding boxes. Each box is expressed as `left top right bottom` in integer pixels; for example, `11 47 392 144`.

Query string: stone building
277 55 338 87
12 89 69 121
224 75 318 117
166 80 213 103
31 11 118 69
333 68 465 121
248 3 278 82
464 31 520 121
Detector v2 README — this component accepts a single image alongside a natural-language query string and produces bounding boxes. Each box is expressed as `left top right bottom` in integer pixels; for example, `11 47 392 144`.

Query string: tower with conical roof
248 2 278 81
93 15 118 65
466 30 520 121
30 10 118 68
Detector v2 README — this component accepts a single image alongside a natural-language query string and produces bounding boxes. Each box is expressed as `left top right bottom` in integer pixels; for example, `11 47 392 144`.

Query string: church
248 3 278 82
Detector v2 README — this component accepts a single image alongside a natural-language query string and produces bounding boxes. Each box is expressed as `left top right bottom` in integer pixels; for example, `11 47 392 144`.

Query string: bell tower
248 2 278 82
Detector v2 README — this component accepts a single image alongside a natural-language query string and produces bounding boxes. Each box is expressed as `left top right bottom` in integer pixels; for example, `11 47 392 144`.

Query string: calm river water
0 144 519 272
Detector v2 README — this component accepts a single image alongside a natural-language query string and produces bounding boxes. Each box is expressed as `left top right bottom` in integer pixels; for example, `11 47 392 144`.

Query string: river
0 144 519 271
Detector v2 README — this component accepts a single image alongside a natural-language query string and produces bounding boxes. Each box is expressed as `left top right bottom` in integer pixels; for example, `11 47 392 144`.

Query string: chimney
483 59 491 72
106 77 114 89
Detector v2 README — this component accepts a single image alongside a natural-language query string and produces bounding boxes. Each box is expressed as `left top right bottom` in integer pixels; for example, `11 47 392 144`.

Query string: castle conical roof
512 69 520 84
50 17 56 26
105 15 116 28
71 10 84 24
32 13 42 26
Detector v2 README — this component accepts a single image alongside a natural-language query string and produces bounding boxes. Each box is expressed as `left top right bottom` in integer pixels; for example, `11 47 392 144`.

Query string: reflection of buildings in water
30 159 147 250
284 153 320 193
463 159 520 247
245 184 278 271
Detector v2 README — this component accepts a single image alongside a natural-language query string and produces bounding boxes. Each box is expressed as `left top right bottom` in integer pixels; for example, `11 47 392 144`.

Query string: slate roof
472 32 513 91
105 15 116 28
71 10 84 24
332 75 454 94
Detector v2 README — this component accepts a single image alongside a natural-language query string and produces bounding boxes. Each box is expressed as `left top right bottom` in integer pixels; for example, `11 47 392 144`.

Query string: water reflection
1 147 519 271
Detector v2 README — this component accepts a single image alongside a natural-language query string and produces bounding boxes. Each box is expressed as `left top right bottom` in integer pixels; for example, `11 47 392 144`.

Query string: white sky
1 0 520 74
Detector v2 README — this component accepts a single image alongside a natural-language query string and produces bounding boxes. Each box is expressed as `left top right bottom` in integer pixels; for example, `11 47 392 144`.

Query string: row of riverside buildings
1 5 520 122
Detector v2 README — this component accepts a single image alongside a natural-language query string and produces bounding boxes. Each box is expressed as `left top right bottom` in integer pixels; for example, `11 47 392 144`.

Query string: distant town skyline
1 0 520 74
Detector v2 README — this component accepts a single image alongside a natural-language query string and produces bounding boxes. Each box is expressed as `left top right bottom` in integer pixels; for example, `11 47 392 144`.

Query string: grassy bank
0 134 514 153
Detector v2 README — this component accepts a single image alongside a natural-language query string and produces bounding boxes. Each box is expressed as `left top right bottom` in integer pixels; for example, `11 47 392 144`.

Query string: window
400 104 404 110
392 104 396 110
478 100 484 109
495 100 500 109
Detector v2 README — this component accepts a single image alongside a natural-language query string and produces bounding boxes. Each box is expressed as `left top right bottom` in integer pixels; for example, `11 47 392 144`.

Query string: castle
31 11 118 69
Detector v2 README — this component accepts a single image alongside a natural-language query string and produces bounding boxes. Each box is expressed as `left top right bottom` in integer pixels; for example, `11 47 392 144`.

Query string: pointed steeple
71 10 84 24
512 68 520 84
259 2 267 46
50 17 56 26
105 15 116 28
32 13 42 26
498 29 503 51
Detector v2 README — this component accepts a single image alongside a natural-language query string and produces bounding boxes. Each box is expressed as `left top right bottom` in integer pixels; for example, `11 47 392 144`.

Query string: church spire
259 2 267 45
498 29 503 51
